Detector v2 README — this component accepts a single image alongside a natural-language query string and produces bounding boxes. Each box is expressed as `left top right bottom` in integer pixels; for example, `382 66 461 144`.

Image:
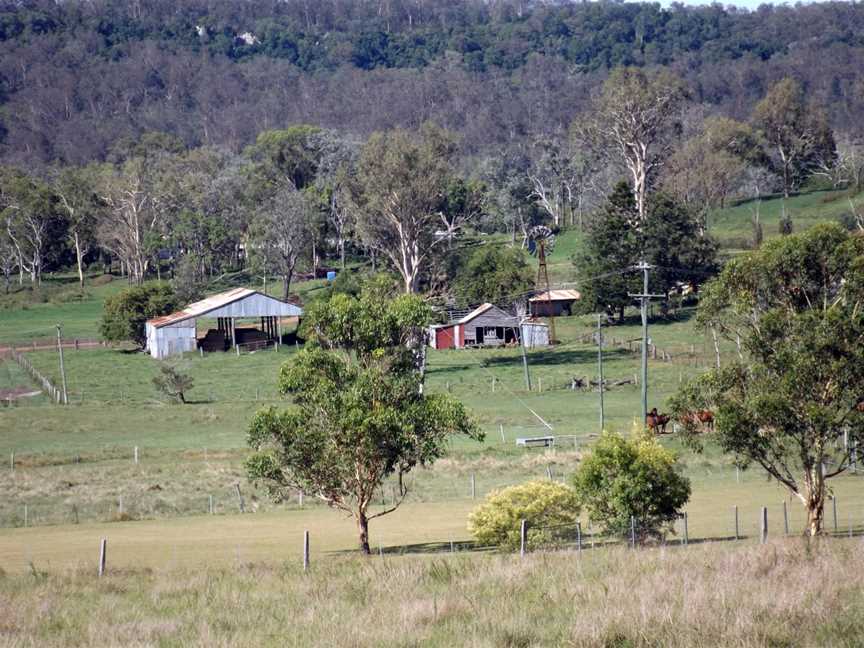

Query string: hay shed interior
145 288 303 359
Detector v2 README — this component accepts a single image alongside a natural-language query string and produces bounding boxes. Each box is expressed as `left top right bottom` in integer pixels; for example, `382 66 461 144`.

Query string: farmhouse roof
456 302 520 325
147 288 301 328
456 303 495 324
528 289 582 302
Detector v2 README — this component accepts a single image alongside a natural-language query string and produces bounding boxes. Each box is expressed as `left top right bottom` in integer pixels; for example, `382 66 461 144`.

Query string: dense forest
2 0 864 317
2 0 864 165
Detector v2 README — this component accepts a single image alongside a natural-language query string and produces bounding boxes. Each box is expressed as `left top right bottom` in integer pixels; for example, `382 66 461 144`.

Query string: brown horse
680 409 714 432
646 408 671 434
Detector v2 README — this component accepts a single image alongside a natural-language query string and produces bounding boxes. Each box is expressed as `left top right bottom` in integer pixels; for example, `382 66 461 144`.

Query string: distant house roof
528 289 582 302
456 303 519 325
147 288 302 329
457 303 495 324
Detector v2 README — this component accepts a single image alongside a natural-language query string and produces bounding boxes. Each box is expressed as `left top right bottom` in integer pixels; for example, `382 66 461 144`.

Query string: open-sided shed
529 289 581 317
145 288 303 359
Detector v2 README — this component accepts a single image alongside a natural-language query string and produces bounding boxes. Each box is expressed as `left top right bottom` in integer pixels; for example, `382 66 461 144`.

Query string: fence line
7 347 61 404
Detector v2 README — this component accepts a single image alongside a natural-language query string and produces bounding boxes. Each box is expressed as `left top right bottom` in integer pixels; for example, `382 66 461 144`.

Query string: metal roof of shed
147 288 301 329
529 289 582 302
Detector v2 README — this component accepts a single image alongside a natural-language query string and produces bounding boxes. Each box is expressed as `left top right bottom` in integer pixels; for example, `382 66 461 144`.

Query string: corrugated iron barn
429 303 548 349
145 288 303 359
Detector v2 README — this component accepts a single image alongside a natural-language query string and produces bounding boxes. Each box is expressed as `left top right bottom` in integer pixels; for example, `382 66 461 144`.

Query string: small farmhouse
145 288 303 359
529 289 581 317
429 303 549 349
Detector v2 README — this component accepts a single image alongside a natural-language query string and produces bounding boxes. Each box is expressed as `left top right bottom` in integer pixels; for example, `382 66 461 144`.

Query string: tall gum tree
354 123 455 293
577 67 686 223
670 224 864 536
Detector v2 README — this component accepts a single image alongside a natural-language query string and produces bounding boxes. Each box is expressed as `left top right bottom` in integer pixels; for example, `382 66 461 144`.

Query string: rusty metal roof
147 288 299 329
528 289 582 302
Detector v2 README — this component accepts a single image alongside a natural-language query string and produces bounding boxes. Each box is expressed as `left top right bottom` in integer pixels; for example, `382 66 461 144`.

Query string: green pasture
2 188 862 575
708 188 861 250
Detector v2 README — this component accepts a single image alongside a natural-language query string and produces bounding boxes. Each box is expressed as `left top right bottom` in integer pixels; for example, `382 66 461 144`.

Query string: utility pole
56 323 68 405
519 325 532 391
596 314 605 432
629 261 664 423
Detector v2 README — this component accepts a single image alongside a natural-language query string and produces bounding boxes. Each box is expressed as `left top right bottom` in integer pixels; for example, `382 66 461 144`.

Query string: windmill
526 225 557 345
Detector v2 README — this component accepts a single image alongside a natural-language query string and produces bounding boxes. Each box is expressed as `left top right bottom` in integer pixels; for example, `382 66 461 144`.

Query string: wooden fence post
630 516 636 548
303 530 310 572
209 495 214 515
576 522 582 552
832 497 838 533
98 538 107 577
470 473 476 499
682 512 689 546
734 506 739 540
520 519 527 558
760 507 768 544
134 446 138 465
235 483 245 513
783 501 789 535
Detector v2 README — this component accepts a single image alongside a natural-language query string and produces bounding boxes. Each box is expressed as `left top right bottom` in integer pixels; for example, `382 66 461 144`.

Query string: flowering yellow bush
468 480 580 551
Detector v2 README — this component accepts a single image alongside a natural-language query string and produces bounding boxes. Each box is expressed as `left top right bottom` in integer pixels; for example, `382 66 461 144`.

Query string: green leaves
247 286 480 549
100 284 177 348
571 431 690 541
673 225 864 532
468 481 580 551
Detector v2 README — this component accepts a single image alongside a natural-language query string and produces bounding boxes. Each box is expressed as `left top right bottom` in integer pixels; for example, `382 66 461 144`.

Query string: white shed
520 320 550 348
145 288 303 359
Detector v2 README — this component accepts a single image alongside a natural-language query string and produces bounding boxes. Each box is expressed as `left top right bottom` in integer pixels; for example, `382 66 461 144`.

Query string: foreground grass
1 539 862 647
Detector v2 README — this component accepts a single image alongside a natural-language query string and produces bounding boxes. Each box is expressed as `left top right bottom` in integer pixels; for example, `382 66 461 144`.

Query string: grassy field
2 191 863 645
0 538 862 647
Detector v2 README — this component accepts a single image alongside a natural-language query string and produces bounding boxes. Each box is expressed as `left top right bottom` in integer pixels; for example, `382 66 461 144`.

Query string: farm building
529 289 581 317
520 320 550 348
429 303 549 349
145 288 303 359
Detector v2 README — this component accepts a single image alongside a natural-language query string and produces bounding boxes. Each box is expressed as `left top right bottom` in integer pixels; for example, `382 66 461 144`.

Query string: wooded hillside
3 0 864 166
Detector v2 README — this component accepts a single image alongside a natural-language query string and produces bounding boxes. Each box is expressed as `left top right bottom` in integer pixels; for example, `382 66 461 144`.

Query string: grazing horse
680 409 714 432
646 408 671 434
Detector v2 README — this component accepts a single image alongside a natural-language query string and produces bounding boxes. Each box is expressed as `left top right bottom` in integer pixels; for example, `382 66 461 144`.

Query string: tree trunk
74 231 85 288
357 509 371 554
803 466 826 536
282 270 293 301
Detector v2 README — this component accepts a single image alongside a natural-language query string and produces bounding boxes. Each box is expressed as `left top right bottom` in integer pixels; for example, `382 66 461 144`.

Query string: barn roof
456 303 518 324
147 288 302 329
528 289 581 302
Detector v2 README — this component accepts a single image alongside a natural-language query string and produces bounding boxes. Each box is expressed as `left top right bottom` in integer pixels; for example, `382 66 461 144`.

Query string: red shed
429 324 457 349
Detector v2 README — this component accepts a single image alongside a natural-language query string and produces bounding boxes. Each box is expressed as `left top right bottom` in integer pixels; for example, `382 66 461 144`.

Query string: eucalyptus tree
671 224 864 536
0 166 65 286
577 67 687 223
250 182 312 300
752 78 836 198
354 123 456 293
53 165 103 287
246 285 480 553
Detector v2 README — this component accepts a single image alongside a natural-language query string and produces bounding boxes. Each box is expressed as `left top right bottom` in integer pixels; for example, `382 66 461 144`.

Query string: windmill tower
527 225 557 345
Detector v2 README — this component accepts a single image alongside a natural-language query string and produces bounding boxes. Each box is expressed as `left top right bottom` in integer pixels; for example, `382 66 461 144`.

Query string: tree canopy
670 224 864 536
246 284 481 553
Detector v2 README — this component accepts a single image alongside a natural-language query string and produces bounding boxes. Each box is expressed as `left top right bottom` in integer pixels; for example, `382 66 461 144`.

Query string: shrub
100 284 177 348
571 431 690 543
468 480 580 551
152 363 194 403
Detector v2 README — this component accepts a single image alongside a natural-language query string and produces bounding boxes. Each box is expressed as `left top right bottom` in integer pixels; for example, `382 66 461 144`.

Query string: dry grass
0 539 862 646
